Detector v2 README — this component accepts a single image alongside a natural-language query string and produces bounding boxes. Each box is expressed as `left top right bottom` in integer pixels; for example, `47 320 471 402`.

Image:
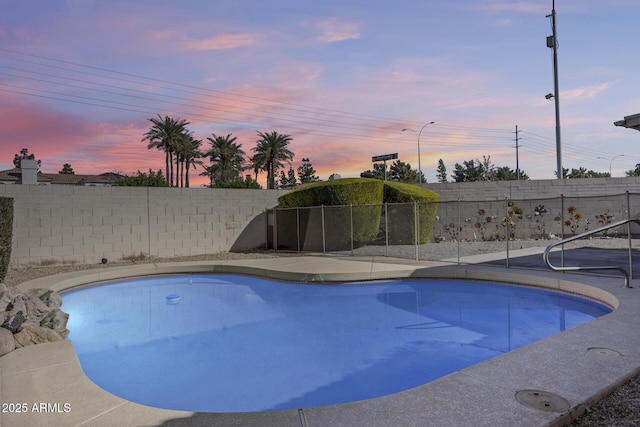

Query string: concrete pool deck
2 252 640 427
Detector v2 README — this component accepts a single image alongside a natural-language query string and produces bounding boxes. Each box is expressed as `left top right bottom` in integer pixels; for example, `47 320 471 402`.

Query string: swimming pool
63 274 611 412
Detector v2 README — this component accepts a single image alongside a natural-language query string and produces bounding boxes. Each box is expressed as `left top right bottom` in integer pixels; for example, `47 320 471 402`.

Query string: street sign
372 153 398 162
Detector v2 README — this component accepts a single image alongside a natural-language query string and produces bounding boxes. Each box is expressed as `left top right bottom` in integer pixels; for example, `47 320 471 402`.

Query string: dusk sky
1 0 639 186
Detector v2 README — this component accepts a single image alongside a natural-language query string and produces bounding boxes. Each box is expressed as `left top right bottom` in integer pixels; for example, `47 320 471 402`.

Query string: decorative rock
0 326 15 356
0 284 21 312
2 310 26 333
13 322 64 348
25 288 62 310
0 283 70 354
23 295 51 323
40 309 70 338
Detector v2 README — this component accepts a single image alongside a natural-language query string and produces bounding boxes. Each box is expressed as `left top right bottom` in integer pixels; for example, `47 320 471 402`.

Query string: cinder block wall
425 177 640 202
3 177 640 266
0 185 284 267
425 177 640 241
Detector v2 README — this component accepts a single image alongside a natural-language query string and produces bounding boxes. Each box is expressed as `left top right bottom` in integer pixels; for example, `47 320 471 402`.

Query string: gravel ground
3 242 640 426
563 374 640 427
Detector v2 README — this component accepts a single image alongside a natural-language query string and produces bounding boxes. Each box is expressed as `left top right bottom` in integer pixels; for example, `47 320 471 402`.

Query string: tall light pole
402 121 435 184
597 154 624 176
547 0 562 179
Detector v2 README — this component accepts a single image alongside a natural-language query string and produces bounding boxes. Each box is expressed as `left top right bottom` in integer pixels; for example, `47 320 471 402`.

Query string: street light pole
547 0 562 179
597 154 624 176
402 121 435 184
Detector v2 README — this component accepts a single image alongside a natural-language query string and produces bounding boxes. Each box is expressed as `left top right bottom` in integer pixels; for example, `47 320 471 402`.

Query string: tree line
359 156 529 183
141 115 318 189
358 154 637 183
10 129 638 186
429 156 631 183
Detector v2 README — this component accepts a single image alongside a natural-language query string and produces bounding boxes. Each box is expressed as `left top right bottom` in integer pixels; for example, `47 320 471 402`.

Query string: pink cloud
562 82 615 100
0 98 166 176
180 33 260 51
315 18 361 43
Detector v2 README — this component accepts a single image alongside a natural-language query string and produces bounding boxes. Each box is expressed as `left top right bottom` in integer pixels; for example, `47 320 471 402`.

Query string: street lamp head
545 93 554 100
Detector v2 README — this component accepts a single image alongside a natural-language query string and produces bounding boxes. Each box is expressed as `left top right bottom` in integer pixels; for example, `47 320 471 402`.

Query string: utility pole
547 0 562 179
514 125 521 181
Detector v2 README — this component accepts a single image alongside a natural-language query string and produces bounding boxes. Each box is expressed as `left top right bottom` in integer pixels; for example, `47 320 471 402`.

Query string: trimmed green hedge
0 197 14 281
278 178 384 245
277 178 439 246
383 181 440 244
278 178 383 207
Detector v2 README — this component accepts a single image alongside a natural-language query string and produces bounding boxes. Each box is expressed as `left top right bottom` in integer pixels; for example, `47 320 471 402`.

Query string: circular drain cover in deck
515 390 570 412
587 347 620 357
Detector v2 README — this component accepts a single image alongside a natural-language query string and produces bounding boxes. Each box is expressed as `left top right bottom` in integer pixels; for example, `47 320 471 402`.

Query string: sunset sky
1 0 639 186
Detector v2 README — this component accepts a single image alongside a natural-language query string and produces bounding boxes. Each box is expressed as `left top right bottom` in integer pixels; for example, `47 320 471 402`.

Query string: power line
2 47 622 175
0 48 522 139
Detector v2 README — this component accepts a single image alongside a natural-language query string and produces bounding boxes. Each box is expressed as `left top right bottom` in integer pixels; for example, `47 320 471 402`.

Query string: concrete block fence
271 178 640 253
3 177 640 266
425 176 640 202
0 185 284 267
426 177 640 242
430 193 640 243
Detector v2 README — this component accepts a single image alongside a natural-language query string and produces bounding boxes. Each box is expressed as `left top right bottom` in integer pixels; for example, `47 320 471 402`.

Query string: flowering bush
474 208 496 241
501 200 523 240
444 222 463 242
563 205 584 235
534 204 548 239
595 211 615 237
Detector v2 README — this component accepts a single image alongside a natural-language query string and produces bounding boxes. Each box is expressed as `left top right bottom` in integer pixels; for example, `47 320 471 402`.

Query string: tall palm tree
204 133 246 186
249 153 264 182
252 131 294 189
142 115 190 187
199 165 217 188
181 135 203 188
174 133 186 187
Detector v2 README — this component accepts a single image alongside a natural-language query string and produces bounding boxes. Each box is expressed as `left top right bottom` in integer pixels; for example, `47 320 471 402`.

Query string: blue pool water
63 275 611 412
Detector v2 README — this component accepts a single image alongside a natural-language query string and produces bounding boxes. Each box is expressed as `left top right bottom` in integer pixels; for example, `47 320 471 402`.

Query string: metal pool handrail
543 218 640 288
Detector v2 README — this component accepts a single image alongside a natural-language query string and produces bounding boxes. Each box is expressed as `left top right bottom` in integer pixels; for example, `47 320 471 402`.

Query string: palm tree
249 153 264 182
200 165 216 188
142 115 190 187
181 135 203 188
252 131 294 189
174 133 189 187
204 133 246 186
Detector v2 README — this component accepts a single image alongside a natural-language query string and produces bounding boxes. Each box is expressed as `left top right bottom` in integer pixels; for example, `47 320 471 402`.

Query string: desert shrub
0 197 14 281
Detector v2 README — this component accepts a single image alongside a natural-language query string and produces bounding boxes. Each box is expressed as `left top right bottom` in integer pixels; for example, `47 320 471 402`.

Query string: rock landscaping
0 283 69 355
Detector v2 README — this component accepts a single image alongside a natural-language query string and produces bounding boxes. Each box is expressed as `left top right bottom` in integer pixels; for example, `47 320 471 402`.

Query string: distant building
0 159 121 186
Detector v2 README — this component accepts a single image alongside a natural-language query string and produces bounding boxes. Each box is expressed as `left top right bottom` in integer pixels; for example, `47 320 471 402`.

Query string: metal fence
268 192 640 267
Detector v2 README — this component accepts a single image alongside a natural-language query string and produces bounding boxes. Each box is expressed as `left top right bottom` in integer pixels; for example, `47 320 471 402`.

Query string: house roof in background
0 168 120 185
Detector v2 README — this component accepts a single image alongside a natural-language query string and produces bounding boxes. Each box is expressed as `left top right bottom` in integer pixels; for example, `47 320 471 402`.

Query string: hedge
277 178 439 246
382 181 440 244
278 178 383 207
278 178 384 245
0 197 14 281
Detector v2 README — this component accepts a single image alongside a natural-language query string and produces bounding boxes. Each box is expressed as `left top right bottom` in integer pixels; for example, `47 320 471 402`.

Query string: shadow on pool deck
483 246 640 273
